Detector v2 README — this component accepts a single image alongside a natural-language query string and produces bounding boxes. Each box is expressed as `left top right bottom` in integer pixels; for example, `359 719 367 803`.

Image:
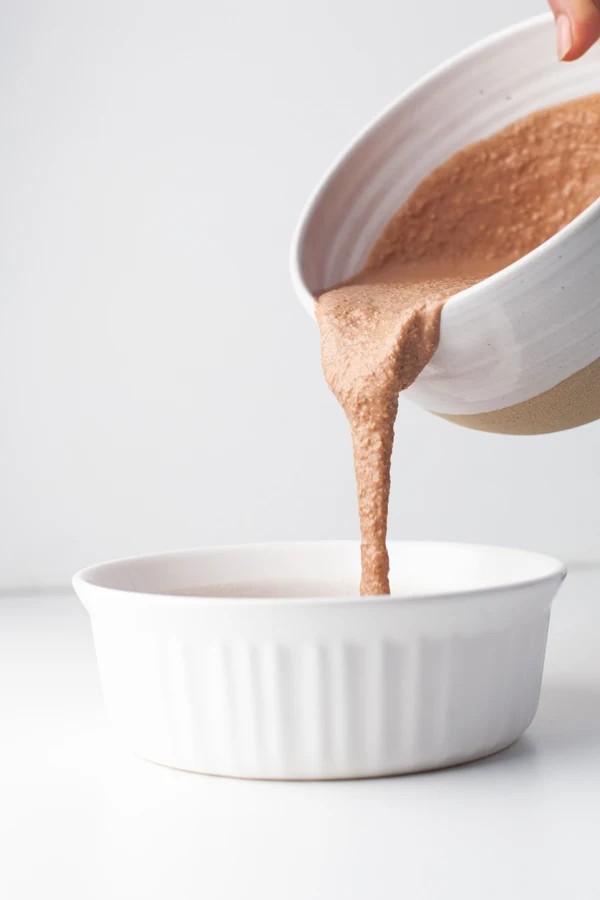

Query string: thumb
548 0 600 60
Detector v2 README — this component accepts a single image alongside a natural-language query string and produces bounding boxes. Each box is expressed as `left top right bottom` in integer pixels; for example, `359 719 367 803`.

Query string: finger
548 0 600 60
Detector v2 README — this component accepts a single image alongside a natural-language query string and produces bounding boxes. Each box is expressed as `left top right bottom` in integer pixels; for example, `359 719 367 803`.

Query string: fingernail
556 14 573 60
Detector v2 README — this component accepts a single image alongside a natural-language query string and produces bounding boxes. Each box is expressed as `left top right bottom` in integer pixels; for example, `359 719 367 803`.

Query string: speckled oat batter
316 94 600 595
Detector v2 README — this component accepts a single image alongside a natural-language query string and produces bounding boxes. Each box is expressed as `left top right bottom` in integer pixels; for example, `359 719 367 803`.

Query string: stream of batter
316 94 600 594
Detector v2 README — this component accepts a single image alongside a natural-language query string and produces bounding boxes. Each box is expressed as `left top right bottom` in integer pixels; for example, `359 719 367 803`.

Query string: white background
3 0 599 589
3 10 600 899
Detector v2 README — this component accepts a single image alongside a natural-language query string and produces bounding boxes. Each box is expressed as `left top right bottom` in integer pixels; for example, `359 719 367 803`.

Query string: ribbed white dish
291 13 600 417
73 541 566 780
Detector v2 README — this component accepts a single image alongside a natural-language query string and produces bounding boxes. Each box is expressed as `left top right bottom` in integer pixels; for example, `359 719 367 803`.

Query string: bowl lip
290 10 600 321
72 539 567 608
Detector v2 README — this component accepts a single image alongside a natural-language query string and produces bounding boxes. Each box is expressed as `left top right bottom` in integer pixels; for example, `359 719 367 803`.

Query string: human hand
550 0 600 60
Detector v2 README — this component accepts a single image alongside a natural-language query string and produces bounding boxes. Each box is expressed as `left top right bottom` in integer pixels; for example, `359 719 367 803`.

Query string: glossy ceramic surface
291 14 600 416
73 541 566 779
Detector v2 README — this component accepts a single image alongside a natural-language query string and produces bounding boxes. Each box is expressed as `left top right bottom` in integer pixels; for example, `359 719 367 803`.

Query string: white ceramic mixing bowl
291 14 600 427
73 541 565 779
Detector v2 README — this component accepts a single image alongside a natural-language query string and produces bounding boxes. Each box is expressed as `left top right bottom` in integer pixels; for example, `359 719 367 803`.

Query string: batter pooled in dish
316 93 600 595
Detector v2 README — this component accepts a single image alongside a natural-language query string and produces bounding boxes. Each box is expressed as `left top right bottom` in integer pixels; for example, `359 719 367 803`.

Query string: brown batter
316 93 600 595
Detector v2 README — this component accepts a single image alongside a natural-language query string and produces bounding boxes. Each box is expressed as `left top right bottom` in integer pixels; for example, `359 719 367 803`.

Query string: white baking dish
73 541 565 779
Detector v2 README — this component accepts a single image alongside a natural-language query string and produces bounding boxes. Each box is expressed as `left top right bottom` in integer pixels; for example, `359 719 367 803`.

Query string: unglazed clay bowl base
438 357 600 434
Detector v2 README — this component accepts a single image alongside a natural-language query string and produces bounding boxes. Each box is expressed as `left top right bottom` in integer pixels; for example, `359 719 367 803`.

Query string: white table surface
2 569 600 900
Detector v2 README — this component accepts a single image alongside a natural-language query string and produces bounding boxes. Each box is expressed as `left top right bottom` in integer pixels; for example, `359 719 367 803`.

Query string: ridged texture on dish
90 612 549 779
